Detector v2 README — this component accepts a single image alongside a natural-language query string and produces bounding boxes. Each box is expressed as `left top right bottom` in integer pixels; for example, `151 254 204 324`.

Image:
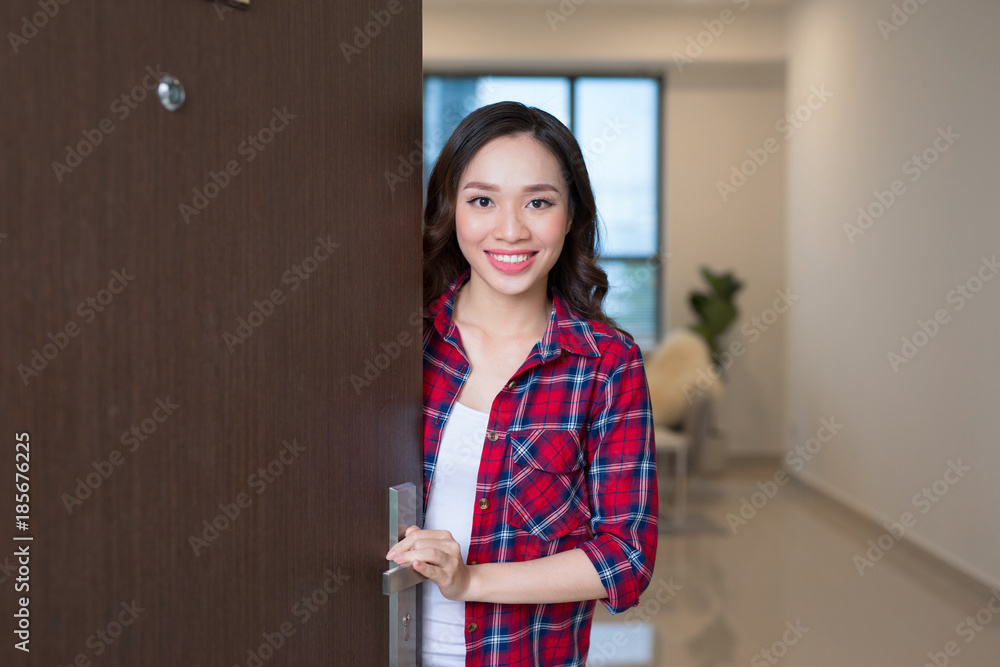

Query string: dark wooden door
0 1 423 664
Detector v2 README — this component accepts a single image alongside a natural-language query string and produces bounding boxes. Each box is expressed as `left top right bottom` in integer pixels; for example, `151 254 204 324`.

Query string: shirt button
506 380 515 390
478 497 489 510
467 622 478 633
487 431 499 441
469 560 477 565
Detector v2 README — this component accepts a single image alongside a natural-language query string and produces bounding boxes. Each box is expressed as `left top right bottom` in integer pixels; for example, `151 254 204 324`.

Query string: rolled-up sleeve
578 340 659 614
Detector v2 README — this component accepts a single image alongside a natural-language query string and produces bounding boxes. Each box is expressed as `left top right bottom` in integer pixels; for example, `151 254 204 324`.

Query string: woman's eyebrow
461 181 560 193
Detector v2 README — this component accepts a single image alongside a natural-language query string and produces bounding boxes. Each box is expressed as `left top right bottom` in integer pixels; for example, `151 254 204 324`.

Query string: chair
654 390 715 525
644 329 722 527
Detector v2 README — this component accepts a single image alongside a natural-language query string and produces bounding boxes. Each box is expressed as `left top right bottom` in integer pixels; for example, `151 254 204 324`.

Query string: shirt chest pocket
505 428 590 542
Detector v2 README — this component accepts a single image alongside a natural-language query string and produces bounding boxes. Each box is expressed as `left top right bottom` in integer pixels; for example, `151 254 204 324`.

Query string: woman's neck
453 273 551 340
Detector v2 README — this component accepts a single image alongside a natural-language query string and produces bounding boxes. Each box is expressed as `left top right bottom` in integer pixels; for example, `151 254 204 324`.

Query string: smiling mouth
486 251 537 264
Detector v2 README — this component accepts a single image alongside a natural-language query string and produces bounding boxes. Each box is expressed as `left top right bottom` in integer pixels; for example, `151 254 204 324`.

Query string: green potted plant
688 266 744 374
687 266 743 473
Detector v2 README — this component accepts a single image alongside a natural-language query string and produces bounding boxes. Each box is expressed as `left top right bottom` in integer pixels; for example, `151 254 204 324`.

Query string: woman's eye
468 196 492 208
528 198 554 209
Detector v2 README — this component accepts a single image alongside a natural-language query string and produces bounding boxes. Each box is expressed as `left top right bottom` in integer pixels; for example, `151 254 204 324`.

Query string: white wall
425 2 790 454
785 0 1000 586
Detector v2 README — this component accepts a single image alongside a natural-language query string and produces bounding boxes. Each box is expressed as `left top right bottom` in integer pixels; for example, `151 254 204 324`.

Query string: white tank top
422 400 489 667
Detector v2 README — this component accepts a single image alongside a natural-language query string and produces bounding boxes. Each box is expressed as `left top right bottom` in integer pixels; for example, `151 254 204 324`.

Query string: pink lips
485 250 538 274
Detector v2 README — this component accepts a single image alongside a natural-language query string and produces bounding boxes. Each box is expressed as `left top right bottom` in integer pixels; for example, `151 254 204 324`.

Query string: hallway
591 460 1000 666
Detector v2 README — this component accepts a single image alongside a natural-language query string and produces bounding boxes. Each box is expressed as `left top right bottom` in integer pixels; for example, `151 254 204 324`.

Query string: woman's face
454 133 572 304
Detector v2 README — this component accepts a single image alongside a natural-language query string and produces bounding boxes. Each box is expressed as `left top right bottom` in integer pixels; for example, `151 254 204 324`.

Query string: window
423 75 662 349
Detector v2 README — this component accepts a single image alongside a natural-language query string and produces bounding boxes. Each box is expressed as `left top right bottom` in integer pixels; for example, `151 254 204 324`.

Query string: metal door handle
383 482 424 666
382 482 428 593
383 562 426 595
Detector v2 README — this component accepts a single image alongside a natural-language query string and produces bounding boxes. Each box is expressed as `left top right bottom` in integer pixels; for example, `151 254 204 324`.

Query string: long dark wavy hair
422 101 628 337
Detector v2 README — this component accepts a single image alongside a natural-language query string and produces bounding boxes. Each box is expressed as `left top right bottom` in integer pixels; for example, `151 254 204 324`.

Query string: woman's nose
495 207 529 242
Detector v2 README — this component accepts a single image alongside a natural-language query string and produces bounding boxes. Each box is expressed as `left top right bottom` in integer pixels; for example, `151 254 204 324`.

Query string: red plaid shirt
422 267 658 666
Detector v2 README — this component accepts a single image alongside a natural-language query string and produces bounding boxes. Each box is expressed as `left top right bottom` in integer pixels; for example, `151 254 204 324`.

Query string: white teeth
489 252 531 264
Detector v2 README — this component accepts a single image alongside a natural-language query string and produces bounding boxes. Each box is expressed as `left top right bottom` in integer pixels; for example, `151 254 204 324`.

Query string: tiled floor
589 459 1000 666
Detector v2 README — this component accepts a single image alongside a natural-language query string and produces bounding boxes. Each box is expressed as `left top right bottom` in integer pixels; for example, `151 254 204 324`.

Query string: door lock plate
384 482 424 666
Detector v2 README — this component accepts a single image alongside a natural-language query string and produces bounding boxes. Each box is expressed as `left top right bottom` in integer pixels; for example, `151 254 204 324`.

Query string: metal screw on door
157 76 185 112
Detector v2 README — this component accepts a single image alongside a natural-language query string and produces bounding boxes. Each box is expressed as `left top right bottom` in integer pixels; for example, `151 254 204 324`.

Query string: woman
386 101 658 666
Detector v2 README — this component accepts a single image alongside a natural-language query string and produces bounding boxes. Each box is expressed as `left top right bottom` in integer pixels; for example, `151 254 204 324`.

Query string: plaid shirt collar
423 267 602 361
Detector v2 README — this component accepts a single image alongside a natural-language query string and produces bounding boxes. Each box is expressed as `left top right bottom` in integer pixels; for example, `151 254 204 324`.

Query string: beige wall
665 65 786 457
424 2 786 67
425 1 790 455
785 0 1000 587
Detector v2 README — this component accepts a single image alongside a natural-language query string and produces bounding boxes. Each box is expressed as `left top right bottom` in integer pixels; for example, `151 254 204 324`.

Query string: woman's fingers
390 540 470 601
386 527 455 559
386 526 421 558
411 558 441 581
396 547 448 571
404 549 464 597
392 538 459 564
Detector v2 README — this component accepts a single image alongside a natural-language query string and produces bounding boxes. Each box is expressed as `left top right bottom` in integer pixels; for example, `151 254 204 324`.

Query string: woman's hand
386 526 472 601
